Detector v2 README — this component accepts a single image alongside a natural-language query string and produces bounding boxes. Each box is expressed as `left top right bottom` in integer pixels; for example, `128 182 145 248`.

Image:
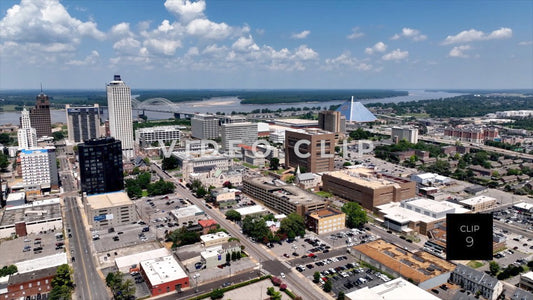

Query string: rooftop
235 205 268 216
336 100 377 123
352 239 455 284
513 202 533 210
272 119 319 127
115 248 170 271
86 191 133 210
140 256 188 285
324 169 410 189
345 277 440 300
171 205 204 218
453 264 499 289
0 199 62 226
200 232 230 243
308 207 345 219
459 196 497 206
405 198 468 214
8 266 57 286
198 219 218 228
15 253 67 274
244 176 326 206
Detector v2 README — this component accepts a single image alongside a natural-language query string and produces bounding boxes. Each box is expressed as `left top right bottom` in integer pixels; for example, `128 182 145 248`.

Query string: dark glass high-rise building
30 91 52 138
79 137 124 195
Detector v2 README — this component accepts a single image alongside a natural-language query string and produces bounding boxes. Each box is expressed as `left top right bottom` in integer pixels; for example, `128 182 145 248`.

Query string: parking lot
92 221 157 252
493 208 533 233
0 230 66 266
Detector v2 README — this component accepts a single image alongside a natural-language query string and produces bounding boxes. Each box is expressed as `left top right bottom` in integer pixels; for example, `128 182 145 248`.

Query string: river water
0 90 462 125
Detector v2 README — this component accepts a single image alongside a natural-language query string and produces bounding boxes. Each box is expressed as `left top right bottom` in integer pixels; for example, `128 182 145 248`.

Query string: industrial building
242 176 326 216
285 129 335 173
84 191 137 229
322 168 416 210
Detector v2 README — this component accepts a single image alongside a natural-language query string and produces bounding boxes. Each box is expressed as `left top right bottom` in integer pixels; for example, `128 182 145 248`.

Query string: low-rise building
170 205 206 227
295 170 321 191
459 196 497 212
345 277 439 300
410 173 451 186
115 248 171 272
84 191 137 229
5 192 25 207
210 187 238 208
511 288 533 300
198 219 218 235
200 232 230 247
200 241 242 268
140 255 189 296
0 198 62 238
450 264 503 300
519 271 533 292
234 205 269 218
188 168 243 189
306 207 346 235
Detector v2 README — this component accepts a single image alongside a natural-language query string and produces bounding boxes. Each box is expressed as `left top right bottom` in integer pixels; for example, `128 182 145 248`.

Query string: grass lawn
141 190 148 197
467 260 484 269
315 191 333 198
242 163 259 169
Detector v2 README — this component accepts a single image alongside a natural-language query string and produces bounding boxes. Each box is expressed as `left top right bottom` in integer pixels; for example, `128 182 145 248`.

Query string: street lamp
193 273 200 293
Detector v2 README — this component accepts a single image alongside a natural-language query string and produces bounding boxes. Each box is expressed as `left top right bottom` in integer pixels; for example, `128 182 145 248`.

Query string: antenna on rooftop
40 83 43 93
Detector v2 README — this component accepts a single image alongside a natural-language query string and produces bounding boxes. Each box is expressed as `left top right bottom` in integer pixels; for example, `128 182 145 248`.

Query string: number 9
466 236 474 247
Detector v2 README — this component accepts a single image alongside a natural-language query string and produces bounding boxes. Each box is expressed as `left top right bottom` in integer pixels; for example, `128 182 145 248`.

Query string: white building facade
136 126 182 147
221 122 258 152
20 147 58 189
17 108 37 149
191 114 219 139
107 75 134 158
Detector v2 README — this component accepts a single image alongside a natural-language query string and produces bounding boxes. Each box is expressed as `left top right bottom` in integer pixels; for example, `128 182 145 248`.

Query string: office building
20 147 58 189
459 196 497 212
306 207 346 234
191 114 219 139
322 168 416 210
318 110 346 133
29 90 52 138
78 137 124 195
140 256 189 296
107 75 134 158
285 129 335 173
391 127 419 144
450 264 503 300
17 108 37 149
242 176 326 216
84 191 137 229
200 241 242 268
220 115 247 124
345 277 440 300
200 232 230 247
221 122 258 152
135 126 182 147
65 104 101 143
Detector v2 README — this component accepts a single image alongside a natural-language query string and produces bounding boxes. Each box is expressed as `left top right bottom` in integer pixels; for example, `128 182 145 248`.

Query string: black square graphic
446 214 493 260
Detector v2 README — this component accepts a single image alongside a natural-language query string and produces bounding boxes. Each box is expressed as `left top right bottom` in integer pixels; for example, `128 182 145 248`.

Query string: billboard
94 214 114 222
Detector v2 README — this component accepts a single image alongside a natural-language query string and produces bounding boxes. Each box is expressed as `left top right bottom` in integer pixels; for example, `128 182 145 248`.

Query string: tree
49 285 71 300
279 213 306 239
270 157 280 170
489 261 500 276
161 156 179 170
168 227 201 247
105 271 135 300
242 215 270 243
341 202 367 228
0 153 9 171
49 264 73 300
52 131 65 141
0 133 11 145
147 179 175 196
323 280 332 292
0 265 17 277
337 291 345 300
313 271 321 283
210 288 224 299
343 162 352 167
225 209 242 222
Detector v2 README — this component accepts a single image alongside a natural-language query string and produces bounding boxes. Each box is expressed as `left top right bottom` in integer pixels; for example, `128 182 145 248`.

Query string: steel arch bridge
132 97 181 112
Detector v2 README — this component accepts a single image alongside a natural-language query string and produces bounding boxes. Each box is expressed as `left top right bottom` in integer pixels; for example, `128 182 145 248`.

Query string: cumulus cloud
110 22 134 38
186 18 232 39
347 27 364 39
67 50 100 66
365 42 387 55
448 45 472 58
232 36 259 52
291 30 310 39
391 27 427 41
143 39 182 55
164 0 206 23
382 49 408 61
442 27 512 45
324 52 372 71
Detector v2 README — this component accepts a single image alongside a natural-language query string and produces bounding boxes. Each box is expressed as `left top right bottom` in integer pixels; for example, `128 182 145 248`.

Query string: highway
151 164 325 300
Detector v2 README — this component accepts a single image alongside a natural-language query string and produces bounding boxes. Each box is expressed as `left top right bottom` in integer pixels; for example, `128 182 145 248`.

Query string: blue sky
0 0 531 89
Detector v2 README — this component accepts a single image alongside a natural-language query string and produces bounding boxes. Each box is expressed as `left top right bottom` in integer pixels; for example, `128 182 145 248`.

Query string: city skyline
0 0 532 90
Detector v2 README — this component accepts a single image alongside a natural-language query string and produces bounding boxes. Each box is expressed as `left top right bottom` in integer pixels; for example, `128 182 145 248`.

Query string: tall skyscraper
20 147 59 189
17 108 37 149
29 90 52 138
65 104 101 143
191 114 219 139
106 75 134 159
318 110 346 133
79 137 124 195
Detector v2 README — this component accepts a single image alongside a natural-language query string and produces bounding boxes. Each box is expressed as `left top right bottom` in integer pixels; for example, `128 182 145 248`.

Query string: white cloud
347 27 364 39
110 22 134 38
143 39 182 55
518 41 533 46
291 30 310 39
448 45 472 58
67 50 100 66
365 42 387 55
324 52 372 71
164 0 206 23
186 18 232 39
391 27 427 41
382 49 409 61
232 36 259 52
442 27 512 45
293 45 319 60
113 37 141 55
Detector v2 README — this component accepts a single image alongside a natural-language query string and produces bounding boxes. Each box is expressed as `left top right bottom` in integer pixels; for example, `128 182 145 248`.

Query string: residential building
200 241 241 268
459 196 497 212
221 122 258 152
79 137 124 195
318 110 346 133
322 168 416 210
65 104 101 143
20 147 59 189
444 126 499 144
242 176 326 216
29 90 52 138
345 277 440 300
391 126 419 144
140 256 189 296
285 129 335 173
191 114 219 139
519 272 533 292
84 191 137 229
17 108 37 149
450 264 503 300
135 126 182 147
306 207 346 234
107 75 134 158
511 288 533 300
170 205 206 227
200 232 230 247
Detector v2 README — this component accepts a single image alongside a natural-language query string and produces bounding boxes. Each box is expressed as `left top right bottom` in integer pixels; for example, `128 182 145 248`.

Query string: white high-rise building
107 75 134 159
391 127 419 144
17 108 37 149
221 122 258 152
191 114 219 139
20 147 59 189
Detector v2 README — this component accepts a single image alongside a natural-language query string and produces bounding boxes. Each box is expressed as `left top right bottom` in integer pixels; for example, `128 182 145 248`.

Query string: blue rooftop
336 100 377 122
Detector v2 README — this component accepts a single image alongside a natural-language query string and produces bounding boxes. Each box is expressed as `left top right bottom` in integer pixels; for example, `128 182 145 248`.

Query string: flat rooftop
376 202 435 224
115 248 170 271
1 199 62 226
86 191 133 210
273 119 318 126
309 207 344 219
345 277 440 300
200 232 230 243
325 169 409 189
352 240 455 284
235 205 268 216
171 205 204 218
140 256 188 285
245 176 325 206
16 253 67 274
406 198 468 214
459 195 497 206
